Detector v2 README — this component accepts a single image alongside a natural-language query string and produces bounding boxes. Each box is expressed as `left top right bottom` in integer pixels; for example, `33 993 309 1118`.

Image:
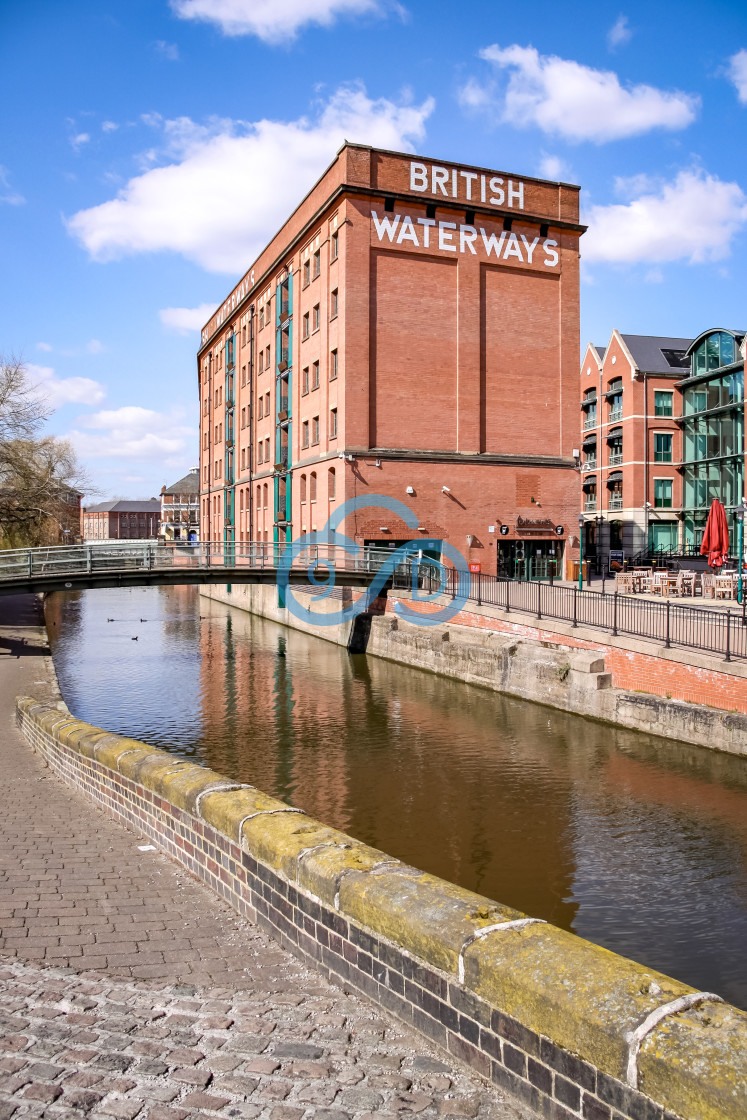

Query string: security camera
441 486 451 494
572 448 580 459
406 486 415 495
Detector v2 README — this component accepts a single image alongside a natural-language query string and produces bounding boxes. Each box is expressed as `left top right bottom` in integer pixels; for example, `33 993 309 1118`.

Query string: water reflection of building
196 599 579 929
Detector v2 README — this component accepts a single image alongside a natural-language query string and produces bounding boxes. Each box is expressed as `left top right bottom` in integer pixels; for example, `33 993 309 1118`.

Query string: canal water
46 586 747 1010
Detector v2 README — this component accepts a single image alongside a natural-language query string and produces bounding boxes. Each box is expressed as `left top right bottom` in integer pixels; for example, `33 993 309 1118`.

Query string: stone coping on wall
16 696 747 1120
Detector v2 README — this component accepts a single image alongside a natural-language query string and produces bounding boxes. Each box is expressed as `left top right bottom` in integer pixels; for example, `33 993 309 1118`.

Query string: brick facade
198 144 584 578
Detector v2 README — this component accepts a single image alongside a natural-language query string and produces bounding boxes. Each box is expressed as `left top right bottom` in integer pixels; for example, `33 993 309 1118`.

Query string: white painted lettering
480 228 507 258
520 234 540 262
432 166 449 196
507 180 524 209
396 215 420 246
250 268 255 284
410 162 428 192
438 221 457 251
503 232 523 261
452 169 458 197
543 238 559 267
489 177 504 206
481 174 486 202
459 225 478 254
460 170 478 200
417 217 435 247
371 211 401 242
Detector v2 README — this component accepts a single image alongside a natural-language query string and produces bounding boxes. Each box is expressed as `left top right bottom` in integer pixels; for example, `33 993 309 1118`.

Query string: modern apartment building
580 328 745 568
198 143 585 578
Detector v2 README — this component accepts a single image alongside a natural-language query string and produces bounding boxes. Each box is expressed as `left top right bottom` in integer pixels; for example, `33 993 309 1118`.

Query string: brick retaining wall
17 697 747 1120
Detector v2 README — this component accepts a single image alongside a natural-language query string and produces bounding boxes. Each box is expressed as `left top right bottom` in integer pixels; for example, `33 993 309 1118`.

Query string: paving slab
0 595 535 1120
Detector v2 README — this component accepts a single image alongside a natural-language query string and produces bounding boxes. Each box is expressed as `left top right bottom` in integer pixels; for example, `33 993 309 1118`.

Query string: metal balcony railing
583 416 597 431
608 451 623 466
582 460 597 472
583 500 597 512
608 496 623 510
609 407 623 423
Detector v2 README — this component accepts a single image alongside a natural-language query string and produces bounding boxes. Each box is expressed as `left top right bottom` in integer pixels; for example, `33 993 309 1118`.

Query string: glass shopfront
680 331 744 552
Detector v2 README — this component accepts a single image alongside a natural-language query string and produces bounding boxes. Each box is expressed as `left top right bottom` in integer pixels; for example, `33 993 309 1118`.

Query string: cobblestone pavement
0 597 535 1120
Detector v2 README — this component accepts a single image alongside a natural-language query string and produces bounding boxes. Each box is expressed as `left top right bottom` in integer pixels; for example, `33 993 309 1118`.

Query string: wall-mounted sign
469 562 481 573
499 524 509 535
372 211 559 269
555 525 564 536
516 516 556 534
409 161 526 210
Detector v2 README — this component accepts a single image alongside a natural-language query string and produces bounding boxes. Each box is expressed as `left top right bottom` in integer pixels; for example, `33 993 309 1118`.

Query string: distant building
160 469 199 542
81 499 161 541
580 327 745 568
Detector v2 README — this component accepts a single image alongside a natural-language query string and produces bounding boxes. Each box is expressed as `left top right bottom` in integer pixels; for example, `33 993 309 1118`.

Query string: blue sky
2 0 746 500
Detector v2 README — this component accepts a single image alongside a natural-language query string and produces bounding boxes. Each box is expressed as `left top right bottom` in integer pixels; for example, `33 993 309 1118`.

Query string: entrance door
498 540 563 579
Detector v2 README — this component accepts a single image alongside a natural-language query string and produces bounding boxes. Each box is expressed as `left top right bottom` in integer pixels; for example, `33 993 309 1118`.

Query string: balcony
582 459 597 472
609 407 623 423
583 416 597 431
584 499 597 512
278 349 289 372
608 451 623 466
608 496 623 510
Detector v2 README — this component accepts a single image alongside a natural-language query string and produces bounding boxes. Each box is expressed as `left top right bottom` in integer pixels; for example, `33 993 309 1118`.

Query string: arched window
300 473 307 502
692 331 736 375
328 467 336 500
310 471 317 502
239 488 244 511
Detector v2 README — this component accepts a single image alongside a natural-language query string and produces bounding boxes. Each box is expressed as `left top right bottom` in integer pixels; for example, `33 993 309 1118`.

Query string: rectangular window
330 289 338 319
312 360 319 389
654 391 673 417
259 351 264 374
312 304 320 332
257 442 263 465
330 408 337 438
302 312 310 340
302 366 309 395
654 433 673 462
259 307 265 329
303 259 310 287
330 232 338 261
313 249 320 278
302 421 309 448
266 345 270 368
241 407 246 429
654 478 673 508
312 416 320 445
330 349 338 380
257 397 263 420
241 447 246 469
265 391 270 414
241 363 246 386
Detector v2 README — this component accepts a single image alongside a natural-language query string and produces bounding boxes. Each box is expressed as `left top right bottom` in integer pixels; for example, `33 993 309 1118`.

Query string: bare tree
0 357 91 548
0 354 51 442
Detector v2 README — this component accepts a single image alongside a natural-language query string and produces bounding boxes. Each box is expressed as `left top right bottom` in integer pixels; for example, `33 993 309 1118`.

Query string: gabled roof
84 499 161 513
618 334 694 374
594 346 606 360
162 469 199 496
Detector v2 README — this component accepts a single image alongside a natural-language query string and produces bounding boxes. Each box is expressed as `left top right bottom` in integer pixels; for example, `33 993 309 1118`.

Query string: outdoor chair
701 573 716 599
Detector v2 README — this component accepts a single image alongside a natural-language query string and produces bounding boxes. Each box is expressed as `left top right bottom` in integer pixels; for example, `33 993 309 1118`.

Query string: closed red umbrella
700 499 730 568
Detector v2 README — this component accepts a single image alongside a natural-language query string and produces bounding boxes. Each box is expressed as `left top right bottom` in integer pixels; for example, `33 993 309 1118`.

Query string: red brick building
198 143 584 578
82 499 161 541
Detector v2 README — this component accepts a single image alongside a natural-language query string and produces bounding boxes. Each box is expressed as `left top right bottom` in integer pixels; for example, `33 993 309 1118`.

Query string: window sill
329 313 338 322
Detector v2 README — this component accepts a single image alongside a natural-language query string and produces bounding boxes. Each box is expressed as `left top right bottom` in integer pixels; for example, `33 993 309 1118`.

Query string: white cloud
607 15 631 51
159 303 218 333
170 0 392 43
69 406 197 460
583 168 747 264
86 339 105 354
460 44 699 143
538 154 571 181
154 40 180 60
728 49 747 104
28 363 107 410
0 165 25 206
66 85 433 273
36 342 53 352
102 120 119 132
71 132 91 151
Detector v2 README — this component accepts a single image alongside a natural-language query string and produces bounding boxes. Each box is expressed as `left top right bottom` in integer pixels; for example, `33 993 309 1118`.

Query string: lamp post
736 499 747 606
578 514 584 591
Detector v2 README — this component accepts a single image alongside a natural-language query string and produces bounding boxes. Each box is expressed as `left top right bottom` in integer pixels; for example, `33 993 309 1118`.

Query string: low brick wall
16 697 747 1120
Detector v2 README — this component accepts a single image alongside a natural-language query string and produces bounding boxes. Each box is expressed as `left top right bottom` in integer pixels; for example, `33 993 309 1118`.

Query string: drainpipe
248 303 255 554
643 370 649 557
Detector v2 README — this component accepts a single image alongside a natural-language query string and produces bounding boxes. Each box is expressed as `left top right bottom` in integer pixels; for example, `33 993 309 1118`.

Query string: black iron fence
431 569 747 663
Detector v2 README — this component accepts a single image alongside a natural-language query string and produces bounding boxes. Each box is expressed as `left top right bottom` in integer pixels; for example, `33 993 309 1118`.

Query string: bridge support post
86 547 92 574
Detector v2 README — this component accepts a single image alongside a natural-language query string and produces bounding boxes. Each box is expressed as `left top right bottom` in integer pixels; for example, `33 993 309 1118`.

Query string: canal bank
16 677 747 1120
202 583 747 756
0 594 532 1120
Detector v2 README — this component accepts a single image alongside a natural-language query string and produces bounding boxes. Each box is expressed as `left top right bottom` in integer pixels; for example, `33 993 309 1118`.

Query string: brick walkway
0 596 534 1120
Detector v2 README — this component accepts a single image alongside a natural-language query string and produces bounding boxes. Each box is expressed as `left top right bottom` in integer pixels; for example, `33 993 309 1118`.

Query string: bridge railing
0 540 423 583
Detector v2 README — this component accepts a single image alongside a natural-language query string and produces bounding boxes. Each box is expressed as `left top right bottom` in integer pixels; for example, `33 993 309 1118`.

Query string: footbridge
0 541 399 597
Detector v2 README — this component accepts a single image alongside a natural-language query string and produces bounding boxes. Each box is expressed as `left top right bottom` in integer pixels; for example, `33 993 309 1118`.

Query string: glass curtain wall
680 331 744 550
